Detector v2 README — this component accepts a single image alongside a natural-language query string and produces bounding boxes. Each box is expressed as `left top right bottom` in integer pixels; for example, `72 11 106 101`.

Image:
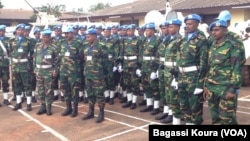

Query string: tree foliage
88 2 112 12
0 1 4 9
35 3 66 17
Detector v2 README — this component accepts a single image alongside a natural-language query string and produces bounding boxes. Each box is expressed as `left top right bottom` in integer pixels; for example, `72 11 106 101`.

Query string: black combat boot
96 107 104 123
26 104 32 111
122 101 132 108
71 102 78 117
53 95 59 101
109 98 114 105
61 100 72 116
37 103 46 115
60 96 65 102
138 100 146 106
46 104 52 116
160 115 173 124
155 113 168 120
3 99 11 105
13 103 22 111
82 105 94 120
83 98 88 103
119 97 127 103
150 108 160 115
32 96 37 103
130 103 137 109
79 96 84 102
12 94 16 101
139 105 153 112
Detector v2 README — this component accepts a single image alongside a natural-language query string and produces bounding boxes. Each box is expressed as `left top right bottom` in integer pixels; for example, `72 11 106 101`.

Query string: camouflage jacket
100 36 119 65
82 40 108 79
206 38 242 94
155 35 171 70
177 30 208 88
9 36 33 72
33 42 59 73
0 36 10 66
58 39 83 74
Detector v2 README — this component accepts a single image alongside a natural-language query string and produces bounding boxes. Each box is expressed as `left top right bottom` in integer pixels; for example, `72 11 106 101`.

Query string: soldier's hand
203 87 208 100
225 92 236 100
52 71 57 78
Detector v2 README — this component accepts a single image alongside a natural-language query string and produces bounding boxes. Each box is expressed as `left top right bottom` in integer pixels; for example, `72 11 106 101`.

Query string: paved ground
0 86 250 141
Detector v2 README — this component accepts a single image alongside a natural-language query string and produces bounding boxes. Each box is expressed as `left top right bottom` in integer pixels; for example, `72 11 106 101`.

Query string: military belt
143 56 155 61
36 65 52 69
124 56 137 60
108 54 113 59
86 56 92 61
159 57 165 62
179 66 199 73
12 58 28 63
164 62 176 67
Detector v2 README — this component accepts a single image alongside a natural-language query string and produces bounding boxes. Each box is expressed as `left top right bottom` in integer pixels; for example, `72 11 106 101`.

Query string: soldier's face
145 29 154 37
211 26 226 40
54 29 62 36
103 30 111 37
65 32 74 40
138 30 145 36
185 20 199 33
112 28 118 34
127 29 135 37
34 32 41 39
161 26 168 35
86 34 96 44
0 30 5 36
168 25 180 35
16 28 25 36
42 35 51 43
80 28 86 35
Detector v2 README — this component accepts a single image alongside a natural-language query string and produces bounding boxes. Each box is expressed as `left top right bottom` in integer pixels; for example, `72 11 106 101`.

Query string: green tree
88 2 112 12
0 1 4 9
35 3 66 17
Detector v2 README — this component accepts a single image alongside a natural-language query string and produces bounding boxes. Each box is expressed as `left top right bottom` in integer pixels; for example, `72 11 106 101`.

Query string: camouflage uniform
59 36 82 117
140 31 162 114
121 33 141 109
9 25 33 111
0 33 11 106
34 37 59 115
82 30 108 123
177 29 208 125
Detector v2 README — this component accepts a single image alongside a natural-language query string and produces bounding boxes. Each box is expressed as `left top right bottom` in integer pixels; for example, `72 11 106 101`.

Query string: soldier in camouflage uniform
101 26 119 105
0 25 11 106
96 25 104 41
161 19 183 125
203 20 244 125
139 22 162 115
154 21 171 121
120 24 141 109
51 25 65 101
82 28 108 123
9 23 34 111
79 24 89 103
177 14 208 125
59 26 82 118
34 29 59 115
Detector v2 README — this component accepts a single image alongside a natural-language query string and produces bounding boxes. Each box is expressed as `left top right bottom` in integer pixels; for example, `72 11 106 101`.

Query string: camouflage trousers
51 74 59 90
60 73 81 103
0 66 10 92
105 63 115 91
207 88 238 125
85 78 105 108
12 71 31 96
141 72 160 100
36 69 54 105
31 72 36 91
158 69 166 104
122 67 140 94
178 74 204 125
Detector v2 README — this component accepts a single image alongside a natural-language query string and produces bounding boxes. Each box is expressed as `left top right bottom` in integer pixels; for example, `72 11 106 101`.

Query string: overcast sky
1 0 134 11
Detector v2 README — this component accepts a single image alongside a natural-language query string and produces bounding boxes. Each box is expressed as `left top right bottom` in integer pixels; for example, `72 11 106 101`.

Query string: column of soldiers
0 9 245 125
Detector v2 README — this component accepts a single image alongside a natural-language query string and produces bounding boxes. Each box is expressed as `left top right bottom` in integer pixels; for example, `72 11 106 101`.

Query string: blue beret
62 26 74 33
103 26 112 30
88 25 96 29
159 21 169 27
95 25 102 30
33 28 41 34
85 28 97 35
0 25 6 30
16 23 26 30
215 10 231 22
126 24 136 30
137 25 146 30
73 24 79 29
145 22 155 29
168 19 182 26
184 14 201 23
25 26 31 30
42 29 52 36
209 20 227 31
112 25 119 29
53 25 62 30
79 24 87 29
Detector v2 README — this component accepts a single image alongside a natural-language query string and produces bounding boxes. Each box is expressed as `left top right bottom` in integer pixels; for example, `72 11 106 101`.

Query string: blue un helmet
33 28 41 34
103 26 112 31
85 28 97 35
62 26 74 33
15 23 26 30
0 25 6 31
42 28 52 36
168 19 182 26
215 10 232 22
145 22 155 30
209 20 228 31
